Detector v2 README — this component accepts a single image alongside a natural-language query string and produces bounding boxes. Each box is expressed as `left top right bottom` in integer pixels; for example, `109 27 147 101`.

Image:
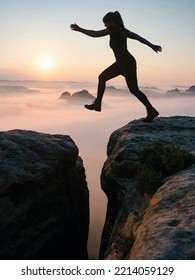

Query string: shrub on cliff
135 140 195 195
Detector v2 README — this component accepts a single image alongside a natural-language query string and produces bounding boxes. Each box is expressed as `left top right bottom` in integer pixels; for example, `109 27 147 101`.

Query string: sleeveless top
109 26 133 61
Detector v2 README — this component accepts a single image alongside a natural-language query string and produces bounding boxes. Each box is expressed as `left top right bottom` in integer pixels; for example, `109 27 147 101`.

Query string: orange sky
0 0 194 86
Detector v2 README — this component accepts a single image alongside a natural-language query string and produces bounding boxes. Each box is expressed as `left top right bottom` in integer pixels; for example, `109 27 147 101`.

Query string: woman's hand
70 23 81 32
151 45 162 53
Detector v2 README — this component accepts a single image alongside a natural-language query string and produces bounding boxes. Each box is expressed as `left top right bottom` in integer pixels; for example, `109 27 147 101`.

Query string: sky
0 0 195 86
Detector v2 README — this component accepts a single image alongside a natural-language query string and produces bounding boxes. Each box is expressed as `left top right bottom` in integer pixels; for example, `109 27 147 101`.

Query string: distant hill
59 89 95 101
167 88 182 95
72 89 94 100
167 85 195 95
59 91 71 99
0 85 39 94
186 85 195 92
105 85 162 96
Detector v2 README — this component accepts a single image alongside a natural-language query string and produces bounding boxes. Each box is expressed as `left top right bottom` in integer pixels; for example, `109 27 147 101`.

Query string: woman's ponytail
114 11 124 28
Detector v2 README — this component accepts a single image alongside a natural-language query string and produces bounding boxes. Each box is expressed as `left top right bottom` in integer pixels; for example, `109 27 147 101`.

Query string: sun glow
38 57 53 70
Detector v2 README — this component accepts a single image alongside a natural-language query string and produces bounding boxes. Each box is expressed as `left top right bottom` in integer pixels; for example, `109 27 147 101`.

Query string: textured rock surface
100 116 195 260
0 130 89 260
129 165 195 259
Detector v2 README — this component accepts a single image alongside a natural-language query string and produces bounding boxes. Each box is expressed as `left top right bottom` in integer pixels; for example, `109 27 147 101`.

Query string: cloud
0 85 40 95
0 81 195 258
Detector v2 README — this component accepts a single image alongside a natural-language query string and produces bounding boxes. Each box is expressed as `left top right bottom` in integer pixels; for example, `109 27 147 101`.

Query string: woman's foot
85 99 101 112
143 107 159 122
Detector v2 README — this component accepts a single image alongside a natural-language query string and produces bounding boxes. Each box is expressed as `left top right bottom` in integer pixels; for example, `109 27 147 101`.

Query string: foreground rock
100 116 195 260
0 130 89 260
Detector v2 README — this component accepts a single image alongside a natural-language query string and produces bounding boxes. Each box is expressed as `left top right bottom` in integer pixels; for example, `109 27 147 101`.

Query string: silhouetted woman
70 11 162 122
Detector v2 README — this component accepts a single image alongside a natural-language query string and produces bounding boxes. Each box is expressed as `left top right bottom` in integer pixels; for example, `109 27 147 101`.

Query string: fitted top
109 26 130 60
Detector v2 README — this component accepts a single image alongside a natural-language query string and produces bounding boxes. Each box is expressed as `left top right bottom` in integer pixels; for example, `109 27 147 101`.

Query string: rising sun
38 57 53 70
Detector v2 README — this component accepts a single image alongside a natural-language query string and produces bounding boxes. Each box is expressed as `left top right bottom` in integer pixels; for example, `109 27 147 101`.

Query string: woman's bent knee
98 72 106 83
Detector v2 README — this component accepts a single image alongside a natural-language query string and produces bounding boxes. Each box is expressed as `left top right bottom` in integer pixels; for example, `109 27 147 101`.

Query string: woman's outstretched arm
70 24 109 37
127 30 162 53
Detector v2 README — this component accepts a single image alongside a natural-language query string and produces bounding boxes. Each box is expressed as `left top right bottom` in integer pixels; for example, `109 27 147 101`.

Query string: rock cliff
0 130 89 260
100 116 195 260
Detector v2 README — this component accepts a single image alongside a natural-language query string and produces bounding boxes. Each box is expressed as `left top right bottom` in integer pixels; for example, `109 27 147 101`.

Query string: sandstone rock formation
100 116 195 260
0 130 89 260
59 89 94 101
186 85 195 92
59 91 71 99
71 89 94 100
166 85 195 95
167 88 182 95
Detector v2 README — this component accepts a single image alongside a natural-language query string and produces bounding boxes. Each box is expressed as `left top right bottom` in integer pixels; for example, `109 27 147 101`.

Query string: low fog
0 81 194 258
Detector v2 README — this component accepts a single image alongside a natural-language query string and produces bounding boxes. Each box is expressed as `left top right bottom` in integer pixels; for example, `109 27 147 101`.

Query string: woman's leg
124 60 159 121
125 73 153 110
85 63 121 111
96 62 121 103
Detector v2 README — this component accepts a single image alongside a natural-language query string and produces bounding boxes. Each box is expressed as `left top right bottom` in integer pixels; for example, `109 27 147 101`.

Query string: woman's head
103 11 124 28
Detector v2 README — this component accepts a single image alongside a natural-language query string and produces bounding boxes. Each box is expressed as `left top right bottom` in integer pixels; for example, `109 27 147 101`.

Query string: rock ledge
100 116 195 260
0 129 89 260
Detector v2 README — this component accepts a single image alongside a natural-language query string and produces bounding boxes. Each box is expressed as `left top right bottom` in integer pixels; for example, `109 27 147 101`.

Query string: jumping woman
70 11 162 122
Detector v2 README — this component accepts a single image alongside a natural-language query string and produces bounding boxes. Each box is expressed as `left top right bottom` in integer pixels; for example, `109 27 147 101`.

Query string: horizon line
0 79 193 89
0 79 94 83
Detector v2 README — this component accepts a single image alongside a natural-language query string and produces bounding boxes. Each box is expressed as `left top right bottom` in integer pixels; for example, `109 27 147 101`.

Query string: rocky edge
0 130 89 260
100 116 195 260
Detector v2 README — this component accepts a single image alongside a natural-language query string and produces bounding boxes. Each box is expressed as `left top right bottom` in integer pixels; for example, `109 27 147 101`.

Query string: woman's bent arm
70 24 109 37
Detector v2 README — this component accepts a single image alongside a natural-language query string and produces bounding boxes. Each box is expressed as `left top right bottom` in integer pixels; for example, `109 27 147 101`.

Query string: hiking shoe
85 100 101 112
143 107 159 122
